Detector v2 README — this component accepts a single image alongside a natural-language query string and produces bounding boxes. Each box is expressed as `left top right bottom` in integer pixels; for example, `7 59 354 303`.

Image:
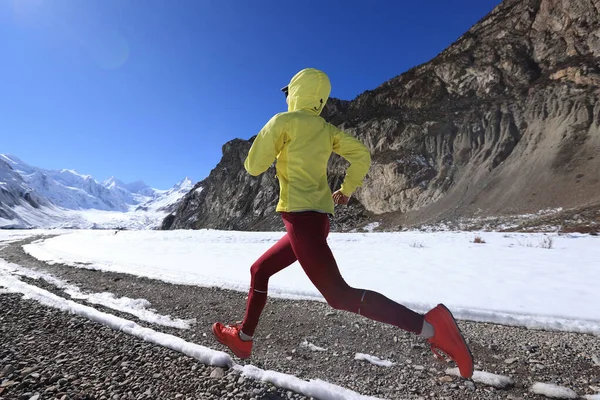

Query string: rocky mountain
0 154 192 229
163 0 600 232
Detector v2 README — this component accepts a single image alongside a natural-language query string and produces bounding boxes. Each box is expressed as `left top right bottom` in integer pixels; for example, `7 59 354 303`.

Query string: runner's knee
250 261 269 287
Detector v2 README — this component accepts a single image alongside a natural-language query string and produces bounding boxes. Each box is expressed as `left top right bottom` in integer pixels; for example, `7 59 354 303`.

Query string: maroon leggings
240 211 424 336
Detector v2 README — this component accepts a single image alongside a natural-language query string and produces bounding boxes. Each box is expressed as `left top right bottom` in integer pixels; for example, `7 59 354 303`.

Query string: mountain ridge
0 154 192 229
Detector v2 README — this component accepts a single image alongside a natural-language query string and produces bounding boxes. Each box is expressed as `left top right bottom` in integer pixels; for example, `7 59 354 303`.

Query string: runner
212 68 473 378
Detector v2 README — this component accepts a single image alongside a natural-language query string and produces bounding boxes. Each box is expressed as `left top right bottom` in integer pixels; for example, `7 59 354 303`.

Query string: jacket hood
285 68 331 115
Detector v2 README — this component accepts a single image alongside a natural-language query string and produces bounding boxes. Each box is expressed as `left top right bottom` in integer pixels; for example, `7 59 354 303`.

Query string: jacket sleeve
244 115 286 177
332 127 371 196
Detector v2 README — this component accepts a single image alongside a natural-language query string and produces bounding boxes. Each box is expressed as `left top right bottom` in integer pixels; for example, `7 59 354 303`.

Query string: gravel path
0 293 308 400
1 236 600 400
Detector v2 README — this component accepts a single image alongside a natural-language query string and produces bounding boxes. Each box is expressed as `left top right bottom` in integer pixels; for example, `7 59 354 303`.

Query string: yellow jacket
244 68 371 215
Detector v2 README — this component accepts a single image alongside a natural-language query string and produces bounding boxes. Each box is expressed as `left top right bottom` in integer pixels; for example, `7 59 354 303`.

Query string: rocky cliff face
164 0 600 232
162 139 280 231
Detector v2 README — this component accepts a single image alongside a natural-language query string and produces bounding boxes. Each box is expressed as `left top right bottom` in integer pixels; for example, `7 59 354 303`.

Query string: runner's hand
332 190 349 205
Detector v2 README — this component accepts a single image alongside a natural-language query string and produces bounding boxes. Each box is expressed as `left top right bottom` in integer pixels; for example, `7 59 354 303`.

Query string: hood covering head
283 68 331 115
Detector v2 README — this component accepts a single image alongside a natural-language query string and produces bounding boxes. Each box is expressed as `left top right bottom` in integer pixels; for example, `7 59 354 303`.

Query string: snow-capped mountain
1 158 48 225
103 176 157 202
2 155 135 212
0 159 45 209
0 158 71 229
136 178 193 214
0 154 194 229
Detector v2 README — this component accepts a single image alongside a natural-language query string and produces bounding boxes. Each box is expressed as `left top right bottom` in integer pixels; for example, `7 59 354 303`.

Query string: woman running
212 68 473 378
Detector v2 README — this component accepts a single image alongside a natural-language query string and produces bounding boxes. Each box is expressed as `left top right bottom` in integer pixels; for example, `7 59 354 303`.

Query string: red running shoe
425 304 474 378
212 322 252 359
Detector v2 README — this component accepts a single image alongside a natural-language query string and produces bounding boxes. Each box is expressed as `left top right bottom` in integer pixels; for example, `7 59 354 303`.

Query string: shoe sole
211 323 251 359
438 304 474 378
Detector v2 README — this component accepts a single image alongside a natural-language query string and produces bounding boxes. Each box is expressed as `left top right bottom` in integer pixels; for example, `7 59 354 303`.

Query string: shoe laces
223 323 242 334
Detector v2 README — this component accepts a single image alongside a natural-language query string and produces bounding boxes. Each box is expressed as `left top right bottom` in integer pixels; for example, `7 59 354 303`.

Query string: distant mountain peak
59 169 93 180
0 155 195 229
174 177 193 189
103 176 122 188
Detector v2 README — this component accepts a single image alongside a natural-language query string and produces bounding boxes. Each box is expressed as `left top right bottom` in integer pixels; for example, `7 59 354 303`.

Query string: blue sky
0 0 500 189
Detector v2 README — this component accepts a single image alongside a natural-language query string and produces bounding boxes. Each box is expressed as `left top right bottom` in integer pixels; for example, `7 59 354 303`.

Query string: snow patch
420 207 566 232
530 382 578 399
446 368 514 389
67 291 196 329
22 230 600 336
234 364 382 400
354 353 396 367
362 222 380 232
300 340 327 352
1 260 194 329
0 230 47 244
0 264 231 367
